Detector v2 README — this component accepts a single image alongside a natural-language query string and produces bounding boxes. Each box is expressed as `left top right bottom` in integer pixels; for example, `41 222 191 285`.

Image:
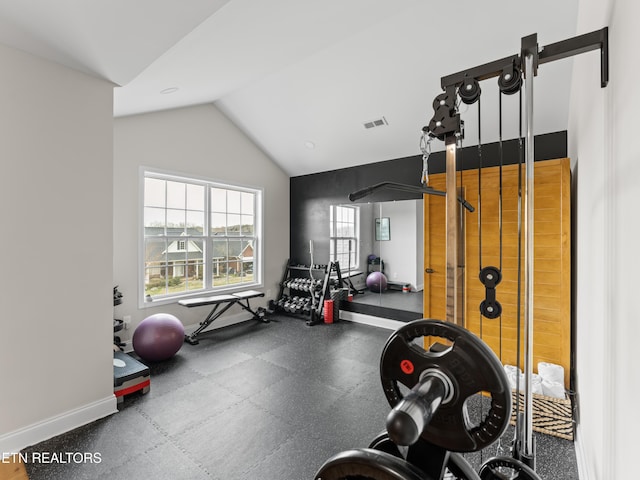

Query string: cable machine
424 27 609 470
315 27 609 480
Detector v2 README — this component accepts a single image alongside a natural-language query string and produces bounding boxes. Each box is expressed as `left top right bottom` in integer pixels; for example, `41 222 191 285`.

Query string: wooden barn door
423 158 571 387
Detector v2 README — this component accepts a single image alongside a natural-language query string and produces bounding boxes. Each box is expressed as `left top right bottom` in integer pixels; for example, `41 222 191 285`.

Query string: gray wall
0 44 115 451
113 104 290 339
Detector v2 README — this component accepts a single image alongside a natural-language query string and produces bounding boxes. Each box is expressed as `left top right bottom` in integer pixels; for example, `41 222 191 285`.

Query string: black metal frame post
438 28 608 90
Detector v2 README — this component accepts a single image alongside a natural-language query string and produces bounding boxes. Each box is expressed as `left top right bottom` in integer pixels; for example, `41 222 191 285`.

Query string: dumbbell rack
271 259 342 325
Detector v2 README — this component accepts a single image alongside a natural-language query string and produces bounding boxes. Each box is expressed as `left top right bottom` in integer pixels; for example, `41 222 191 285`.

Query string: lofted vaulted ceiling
0 0 590 176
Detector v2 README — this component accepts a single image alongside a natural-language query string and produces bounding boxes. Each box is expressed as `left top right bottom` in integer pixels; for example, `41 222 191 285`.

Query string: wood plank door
422 185 447 321
423 158 571 387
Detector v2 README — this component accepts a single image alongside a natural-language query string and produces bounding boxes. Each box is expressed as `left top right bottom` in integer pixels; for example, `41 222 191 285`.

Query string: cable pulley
480 298 502 320
459 77 482 105
426 86 460 141
498 64 523 95
478 265 503 319
479 266 502 288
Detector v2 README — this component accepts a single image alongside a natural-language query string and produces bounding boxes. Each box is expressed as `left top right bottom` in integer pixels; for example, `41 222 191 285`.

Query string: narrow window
329 204 359 271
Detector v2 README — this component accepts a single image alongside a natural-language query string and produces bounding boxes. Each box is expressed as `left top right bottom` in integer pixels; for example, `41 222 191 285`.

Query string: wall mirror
330 199 424 319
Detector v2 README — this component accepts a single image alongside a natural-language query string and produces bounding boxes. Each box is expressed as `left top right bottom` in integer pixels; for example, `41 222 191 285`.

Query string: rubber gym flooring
23 315 578 479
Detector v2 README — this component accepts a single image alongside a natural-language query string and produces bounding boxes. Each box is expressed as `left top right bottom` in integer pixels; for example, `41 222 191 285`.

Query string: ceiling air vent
363 116 388 129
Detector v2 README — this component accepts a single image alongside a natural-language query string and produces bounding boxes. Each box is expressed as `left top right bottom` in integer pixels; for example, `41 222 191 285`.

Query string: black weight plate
314 448 428 480
380 319 511 453
368 431 404 458
479 456 541 480
448 452 481 480
369 433 480 480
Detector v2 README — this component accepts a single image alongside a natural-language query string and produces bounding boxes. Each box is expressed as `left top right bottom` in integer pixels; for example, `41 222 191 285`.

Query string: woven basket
510 390 574 440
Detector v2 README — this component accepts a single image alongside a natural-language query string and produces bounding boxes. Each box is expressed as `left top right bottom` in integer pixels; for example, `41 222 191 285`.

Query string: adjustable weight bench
179 289 269 345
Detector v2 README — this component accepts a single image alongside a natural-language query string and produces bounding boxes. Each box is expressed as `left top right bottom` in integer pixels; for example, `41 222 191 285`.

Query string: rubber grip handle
385 375 446 446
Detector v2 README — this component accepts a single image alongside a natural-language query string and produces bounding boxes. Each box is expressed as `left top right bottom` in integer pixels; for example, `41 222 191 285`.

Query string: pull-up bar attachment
348 181 474 212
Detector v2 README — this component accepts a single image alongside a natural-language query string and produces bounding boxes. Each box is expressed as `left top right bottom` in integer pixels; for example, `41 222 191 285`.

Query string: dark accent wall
290 131 567 265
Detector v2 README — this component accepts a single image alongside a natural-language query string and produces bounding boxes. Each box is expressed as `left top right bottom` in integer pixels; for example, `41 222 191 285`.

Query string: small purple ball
366 271 388 293
133 313 184 362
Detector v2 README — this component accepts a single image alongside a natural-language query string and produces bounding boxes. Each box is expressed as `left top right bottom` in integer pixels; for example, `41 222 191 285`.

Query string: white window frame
139 167 263 307
329 204 360 271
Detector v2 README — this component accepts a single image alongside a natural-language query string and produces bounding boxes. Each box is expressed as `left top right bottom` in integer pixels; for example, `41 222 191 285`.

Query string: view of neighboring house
144 227 254 296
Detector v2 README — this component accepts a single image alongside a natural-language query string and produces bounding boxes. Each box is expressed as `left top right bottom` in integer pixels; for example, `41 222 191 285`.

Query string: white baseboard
574 423 591 480
339 310 404 331
0 395 117 454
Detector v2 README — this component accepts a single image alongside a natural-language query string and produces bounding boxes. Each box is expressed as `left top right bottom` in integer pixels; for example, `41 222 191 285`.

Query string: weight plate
314 448 427 480
380 319 511 452
479 456 541 480
448 452 482 480
368 431 405 459
369 432 480 480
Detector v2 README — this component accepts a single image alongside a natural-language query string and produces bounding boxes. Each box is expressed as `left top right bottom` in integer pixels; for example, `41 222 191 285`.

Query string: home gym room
0 1 637 479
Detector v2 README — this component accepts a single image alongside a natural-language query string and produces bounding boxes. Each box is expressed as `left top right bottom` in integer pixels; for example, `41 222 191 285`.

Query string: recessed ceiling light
160 87 179 94
304 141 316 150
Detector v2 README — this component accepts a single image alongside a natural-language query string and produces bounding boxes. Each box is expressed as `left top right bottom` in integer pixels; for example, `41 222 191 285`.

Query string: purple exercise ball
366 271 388 293
133 313 184 362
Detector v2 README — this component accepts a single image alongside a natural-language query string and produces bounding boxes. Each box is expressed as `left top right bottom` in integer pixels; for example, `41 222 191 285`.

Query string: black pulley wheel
479 456 541 480
498 66 522 95
380 320 511 452
480 299 502 319
432 91 456 111
479 266 502 288
314 448 428 480
459 78 481 105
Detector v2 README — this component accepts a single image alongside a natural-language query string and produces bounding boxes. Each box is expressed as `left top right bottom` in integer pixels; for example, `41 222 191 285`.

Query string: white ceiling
0 0 586 176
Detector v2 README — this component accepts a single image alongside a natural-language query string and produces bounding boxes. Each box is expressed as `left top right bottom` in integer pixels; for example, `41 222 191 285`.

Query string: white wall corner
0 396 117 454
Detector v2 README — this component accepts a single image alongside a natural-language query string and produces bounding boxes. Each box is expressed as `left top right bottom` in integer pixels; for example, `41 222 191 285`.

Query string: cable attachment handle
419 132 432 185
